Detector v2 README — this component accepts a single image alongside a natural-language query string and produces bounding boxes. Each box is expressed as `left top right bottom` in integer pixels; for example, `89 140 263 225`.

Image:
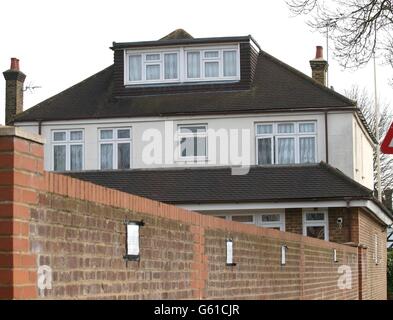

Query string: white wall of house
353 117 374 189
15 109 374 189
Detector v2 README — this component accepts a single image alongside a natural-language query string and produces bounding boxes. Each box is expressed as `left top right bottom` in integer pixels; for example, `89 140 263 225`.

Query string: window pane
117 129 130 139
223 51 237 77
100 144 113 169
187 52 200 78
118 143 130 169
257 138 272 165
204 51 219 58
277 123 294 134
53 132 66 142
180 126 206 134
53 145 66 171
305 212 325 221
70 145 83 171
100 130 113 140
195 137 206 157
256 124 273 135
205 61 219 77
299 123 315 133
216 216 227 219
129 55 142 81
181 137 192 157
164 53 178 79
146 64 160 80
277 137 295 164
261 214 280 222
306 226 325 240
70 131 83 141
232 215 253 223
146 54 160 61
299 137 315 163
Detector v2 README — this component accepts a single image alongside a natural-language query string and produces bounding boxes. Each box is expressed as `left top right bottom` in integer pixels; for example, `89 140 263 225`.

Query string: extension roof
65 162 389 216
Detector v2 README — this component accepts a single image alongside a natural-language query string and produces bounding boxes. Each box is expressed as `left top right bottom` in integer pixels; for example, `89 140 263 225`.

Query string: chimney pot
315 46 323 59
10 58 20 71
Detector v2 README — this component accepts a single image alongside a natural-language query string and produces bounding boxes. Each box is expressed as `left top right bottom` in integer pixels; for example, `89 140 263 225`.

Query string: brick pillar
190 225 208 299
357 246 368 300
0 126 44 299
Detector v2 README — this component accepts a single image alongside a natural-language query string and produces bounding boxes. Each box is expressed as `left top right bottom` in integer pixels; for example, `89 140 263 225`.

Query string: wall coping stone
0 126 45 144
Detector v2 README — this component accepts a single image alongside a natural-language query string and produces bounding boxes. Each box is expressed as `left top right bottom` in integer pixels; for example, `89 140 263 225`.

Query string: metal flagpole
373 50 382 201
326 23 329 87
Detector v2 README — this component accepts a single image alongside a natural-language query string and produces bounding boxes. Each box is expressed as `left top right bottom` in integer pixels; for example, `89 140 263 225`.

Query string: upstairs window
52 130 84 172
99 128 132 170
178 124 207 161
125 45 239 85
256 122 317 165
186 48 239 81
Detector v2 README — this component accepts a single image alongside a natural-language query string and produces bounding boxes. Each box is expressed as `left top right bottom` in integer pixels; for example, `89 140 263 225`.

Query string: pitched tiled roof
14 49 356 123
159 29 194 40
65 162 374 204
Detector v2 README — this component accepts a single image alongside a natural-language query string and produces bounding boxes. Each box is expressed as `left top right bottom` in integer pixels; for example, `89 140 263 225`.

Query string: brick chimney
310 46 328 86
3 58 26 125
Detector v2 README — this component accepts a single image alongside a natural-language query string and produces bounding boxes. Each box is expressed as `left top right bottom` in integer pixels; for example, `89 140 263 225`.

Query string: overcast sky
1 0 392 126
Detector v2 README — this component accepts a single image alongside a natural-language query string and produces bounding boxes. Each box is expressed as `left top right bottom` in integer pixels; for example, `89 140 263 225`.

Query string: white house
3 29 392 243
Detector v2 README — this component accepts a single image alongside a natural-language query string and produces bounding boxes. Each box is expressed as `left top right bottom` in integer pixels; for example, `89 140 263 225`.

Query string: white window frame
185 45 240 82
255 121 317 165
257 212 285 231
213 212 285 230
177 124 208 162
125 49 180 85
124 44 240 86
51 129 84 172
98 128 132 170
302 209 329 241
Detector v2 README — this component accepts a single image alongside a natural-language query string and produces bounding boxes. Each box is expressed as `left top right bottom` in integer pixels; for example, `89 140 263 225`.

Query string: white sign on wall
124 220 144 261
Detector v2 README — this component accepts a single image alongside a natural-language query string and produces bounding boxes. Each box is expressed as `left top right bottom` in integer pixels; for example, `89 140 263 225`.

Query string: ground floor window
213 212 285 231
258 213 285 231
302 209 329 240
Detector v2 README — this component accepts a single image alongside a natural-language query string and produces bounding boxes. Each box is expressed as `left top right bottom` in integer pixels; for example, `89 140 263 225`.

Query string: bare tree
345 86 393 192
286 0 393 71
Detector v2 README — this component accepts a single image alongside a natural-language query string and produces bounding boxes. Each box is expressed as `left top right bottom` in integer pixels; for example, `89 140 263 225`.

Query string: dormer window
128 51 179 84
125 45 239 86
186 48 238 81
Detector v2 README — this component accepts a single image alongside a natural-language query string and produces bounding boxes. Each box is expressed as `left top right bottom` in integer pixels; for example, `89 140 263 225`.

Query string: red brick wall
0 132 44 299
356 209 387 300
0 128 386 300
30 188 359 300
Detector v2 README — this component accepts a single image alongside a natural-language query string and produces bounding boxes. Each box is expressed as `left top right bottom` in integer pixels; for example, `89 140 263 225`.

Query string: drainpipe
346 199 352 242
38 120 42 135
